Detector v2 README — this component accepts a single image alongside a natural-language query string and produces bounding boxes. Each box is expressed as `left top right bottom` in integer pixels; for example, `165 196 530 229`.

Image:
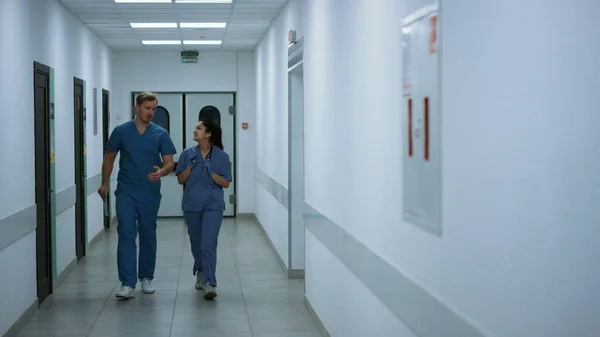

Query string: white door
184 93 235 217
151 93 184 217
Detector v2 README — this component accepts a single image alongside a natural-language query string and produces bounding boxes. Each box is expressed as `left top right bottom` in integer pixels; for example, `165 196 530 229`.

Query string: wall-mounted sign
181 50 198 63
288 30 297 44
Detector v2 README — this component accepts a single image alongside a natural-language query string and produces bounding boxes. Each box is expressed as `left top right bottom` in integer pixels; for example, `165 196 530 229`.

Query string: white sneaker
203 282 217 300
141 278 155 294
115 285 135 299
195 272 204 290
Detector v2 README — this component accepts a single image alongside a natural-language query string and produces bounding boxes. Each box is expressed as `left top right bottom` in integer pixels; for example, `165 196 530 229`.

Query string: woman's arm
210 172 230 189
177 165 192 185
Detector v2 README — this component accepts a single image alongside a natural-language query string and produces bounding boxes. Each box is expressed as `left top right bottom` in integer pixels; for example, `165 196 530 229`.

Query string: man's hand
98 184 109 200
148 166 164 182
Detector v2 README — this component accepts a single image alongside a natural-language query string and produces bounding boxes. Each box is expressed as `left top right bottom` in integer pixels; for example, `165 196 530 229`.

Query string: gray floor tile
12 218 323 337
253 332 322 337
249 316 317 333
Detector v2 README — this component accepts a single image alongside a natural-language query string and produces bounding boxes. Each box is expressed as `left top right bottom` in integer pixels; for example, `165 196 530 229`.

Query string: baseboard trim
53 257 77 291
247 213 305 280
304 296 331 337
236 213 257 221
2 299 38 337
288 268 305 279
254 216 289 275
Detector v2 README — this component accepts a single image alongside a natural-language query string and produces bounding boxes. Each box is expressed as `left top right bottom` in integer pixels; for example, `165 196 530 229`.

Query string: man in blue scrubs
97 92 176 299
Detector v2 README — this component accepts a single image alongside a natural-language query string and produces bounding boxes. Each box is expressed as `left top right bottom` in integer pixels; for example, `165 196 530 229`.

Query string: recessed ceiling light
180 22 227 28
115 0 172 3
183 40 222 45
142 40 182 45
175 0 233 3
131 23 178 28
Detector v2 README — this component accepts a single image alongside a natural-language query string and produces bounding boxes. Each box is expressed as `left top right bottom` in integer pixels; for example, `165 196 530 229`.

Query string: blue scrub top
175 145 232 212
106 120 177 197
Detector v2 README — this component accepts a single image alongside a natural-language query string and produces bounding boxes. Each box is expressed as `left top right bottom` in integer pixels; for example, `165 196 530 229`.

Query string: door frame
130 91 238 218
74 77 86 261
101 89 111 229
33 61 53 303
287 61 306 273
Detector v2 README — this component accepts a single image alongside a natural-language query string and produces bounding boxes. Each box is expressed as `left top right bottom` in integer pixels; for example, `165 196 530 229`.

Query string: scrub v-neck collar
133 120 150 137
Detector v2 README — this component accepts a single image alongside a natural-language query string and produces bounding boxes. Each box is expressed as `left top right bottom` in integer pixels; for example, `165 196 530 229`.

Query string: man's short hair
136 92 158 105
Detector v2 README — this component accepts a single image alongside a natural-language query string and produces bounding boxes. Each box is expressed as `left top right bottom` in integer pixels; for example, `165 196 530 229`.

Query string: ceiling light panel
175 0 233 3
183 40 222 45
180 22 226 28
115 0 172 3
131 23 177 28
142 40 182 45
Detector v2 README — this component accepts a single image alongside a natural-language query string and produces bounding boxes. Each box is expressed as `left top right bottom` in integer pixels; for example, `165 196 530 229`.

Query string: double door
131 92 236 217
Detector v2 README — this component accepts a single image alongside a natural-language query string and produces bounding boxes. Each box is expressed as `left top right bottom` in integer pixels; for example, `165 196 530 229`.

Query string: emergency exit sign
181 50 198 63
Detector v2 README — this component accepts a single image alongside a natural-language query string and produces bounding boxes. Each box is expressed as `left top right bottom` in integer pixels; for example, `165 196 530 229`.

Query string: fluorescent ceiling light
183 40 222 45
131 23 177 28
175 0 233 3
180 22 227 28
142 40 181 45
115 0 171 3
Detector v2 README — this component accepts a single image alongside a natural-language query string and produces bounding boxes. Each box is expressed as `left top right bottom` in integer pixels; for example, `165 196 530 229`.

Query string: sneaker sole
115 294 135 299
142 289 155 294
203 291 217 300
195 283 203 290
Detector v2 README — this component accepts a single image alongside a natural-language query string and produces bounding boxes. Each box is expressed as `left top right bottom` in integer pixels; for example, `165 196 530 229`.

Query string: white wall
254 0 304 268
112 50 255 214
0 0 113 334
255 0 600 336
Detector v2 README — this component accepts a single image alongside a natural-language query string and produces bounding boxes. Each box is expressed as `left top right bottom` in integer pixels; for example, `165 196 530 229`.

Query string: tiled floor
17 218 321 337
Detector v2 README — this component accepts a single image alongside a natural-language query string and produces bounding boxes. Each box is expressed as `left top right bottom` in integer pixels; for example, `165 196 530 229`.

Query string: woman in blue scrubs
175 118 232 299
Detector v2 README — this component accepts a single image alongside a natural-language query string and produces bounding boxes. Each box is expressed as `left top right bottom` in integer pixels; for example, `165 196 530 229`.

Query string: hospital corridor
1 0 599 337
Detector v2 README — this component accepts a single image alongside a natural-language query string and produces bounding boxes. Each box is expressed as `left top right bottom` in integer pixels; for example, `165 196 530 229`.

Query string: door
34 62 53 303
74 78 86 260
401 5 442 234
102 89 110 228
185 93 236 217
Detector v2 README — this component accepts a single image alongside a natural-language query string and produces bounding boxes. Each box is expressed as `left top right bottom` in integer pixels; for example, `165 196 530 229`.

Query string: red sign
429 15 438 54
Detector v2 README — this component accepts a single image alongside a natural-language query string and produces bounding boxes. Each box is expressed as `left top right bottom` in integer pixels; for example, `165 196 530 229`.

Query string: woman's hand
177 165 192 185
210 171 230 189
204 160 213 175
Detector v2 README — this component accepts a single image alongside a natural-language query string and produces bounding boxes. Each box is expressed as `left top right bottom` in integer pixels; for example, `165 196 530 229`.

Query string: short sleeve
159 131 177 157
105 125 122 153
219 153 233 182
175 149 188 176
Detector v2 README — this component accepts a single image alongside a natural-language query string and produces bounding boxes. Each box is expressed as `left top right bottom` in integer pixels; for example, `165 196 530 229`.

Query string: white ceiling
58 0 288 51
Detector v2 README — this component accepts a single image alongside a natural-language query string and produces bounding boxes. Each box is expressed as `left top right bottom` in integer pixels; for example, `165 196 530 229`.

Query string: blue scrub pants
183 210 223 287
116 191 161 288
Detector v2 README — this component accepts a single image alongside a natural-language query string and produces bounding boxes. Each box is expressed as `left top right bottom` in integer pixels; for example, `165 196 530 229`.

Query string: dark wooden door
74 78 86 261
34 62 52 304
102 89 110 229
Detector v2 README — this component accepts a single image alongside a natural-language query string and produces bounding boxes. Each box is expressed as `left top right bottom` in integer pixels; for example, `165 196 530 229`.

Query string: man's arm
161 154 174 175
148 131 177 182
98 126 121 199
157 131 177 176
101 151 118 186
